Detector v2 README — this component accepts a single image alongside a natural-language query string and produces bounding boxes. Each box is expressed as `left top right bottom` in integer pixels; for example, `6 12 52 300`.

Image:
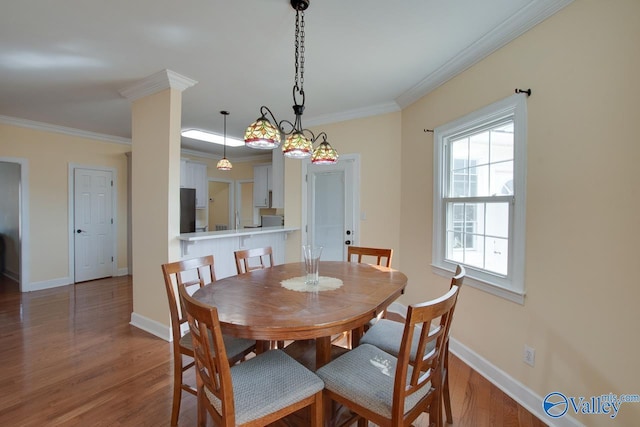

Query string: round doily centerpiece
280 276 343 292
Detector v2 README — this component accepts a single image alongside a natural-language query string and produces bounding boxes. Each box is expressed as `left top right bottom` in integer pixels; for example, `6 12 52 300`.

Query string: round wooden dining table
192 260 407 369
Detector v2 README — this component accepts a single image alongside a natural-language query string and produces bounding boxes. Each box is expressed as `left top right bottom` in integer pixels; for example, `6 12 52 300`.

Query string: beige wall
401 0 639 424
0 123 130 284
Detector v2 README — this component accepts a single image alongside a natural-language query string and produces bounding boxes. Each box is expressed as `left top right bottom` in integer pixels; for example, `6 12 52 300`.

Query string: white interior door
74 168 113 282
305 155 359 261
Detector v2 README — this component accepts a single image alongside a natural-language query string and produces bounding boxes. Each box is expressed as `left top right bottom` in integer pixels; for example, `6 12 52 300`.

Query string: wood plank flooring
0 275 547 426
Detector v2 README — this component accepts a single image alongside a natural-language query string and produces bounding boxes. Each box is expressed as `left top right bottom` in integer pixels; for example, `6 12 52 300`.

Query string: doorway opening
207 178 234 231
0 158 29 292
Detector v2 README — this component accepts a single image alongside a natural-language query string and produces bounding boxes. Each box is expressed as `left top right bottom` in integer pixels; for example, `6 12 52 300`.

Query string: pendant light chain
294 8 305 95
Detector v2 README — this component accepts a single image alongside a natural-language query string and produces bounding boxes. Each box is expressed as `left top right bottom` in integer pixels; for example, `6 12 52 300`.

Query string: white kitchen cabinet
253 164 271 207
181 160 208 209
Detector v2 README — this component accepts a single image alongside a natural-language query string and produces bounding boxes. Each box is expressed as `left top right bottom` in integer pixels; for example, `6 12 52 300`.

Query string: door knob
345 240 351 245
76 229 84 233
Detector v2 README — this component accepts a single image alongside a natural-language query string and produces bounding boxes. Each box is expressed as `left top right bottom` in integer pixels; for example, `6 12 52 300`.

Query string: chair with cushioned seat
360 265 465 424
317 284 461 427
341 246 394 347
162 256 257 426
178 283 324 427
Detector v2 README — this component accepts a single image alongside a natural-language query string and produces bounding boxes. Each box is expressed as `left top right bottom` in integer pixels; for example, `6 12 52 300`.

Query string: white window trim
432 94 527 305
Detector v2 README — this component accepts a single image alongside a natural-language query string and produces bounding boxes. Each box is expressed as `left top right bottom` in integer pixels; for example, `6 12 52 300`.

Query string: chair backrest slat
161 255 216 333
391 285 461 422
178 284 236 426
347 246 393 268
234 247 274 274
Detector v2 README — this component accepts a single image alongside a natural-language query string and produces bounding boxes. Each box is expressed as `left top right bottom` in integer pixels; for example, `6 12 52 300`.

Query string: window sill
432 265 525 305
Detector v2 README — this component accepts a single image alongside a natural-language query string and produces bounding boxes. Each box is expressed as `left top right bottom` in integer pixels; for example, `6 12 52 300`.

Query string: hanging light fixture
216 111 233 171
243 0 338 164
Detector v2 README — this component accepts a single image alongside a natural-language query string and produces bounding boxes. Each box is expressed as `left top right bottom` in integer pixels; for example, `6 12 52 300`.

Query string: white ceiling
0 0 571 160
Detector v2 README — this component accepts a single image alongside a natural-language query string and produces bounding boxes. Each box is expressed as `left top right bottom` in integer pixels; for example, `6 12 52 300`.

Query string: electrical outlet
523 345 535 367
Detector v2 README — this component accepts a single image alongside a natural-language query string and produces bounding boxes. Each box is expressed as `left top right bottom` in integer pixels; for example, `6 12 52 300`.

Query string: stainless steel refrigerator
180 188 196 233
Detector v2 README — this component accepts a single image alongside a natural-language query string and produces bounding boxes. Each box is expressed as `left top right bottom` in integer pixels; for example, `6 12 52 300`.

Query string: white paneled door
74 168 113 282
305 155 359 261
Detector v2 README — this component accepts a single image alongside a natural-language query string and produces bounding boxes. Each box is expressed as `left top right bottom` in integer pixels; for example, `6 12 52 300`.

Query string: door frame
207 177 234 231
68 163 118 282
0 157 30 292
301 153 361 252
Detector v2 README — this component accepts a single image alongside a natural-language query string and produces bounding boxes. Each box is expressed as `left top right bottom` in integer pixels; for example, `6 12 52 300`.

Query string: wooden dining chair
234 246 284 350
347 245 393 268
342 246 394 346
234 246 274 274
161 256 257 426
360 265 465 424
317 284 461 427
177 284 324 427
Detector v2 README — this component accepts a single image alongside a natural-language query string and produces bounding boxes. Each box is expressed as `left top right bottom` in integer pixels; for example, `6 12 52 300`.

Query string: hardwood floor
0 275 546 426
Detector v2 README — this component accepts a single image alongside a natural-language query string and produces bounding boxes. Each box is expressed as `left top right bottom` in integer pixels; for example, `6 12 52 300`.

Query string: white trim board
28 276 73 292
130 312 172 342
449 337 584 427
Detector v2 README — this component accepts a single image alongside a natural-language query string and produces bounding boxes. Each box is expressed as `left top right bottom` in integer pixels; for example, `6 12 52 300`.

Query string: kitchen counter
178 226 300 278
178 225 298 242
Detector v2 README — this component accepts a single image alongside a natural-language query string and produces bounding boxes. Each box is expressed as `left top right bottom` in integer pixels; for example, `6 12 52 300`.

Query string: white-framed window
432 94 527 304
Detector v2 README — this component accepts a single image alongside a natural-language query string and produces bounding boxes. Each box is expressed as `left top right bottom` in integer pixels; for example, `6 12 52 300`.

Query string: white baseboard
130 312 172 342
449 337 584 427
27 276 73 292
116 267 129 276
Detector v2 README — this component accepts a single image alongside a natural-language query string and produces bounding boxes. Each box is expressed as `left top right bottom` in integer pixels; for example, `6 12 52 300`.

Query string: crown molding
396 0 574 108
0 114 131 145
304 101 401 128
119 69 198 101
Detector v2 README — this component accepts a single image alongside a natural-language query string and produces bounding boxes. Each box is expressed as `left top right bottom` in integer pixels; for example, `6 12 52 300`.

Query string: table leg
315 336 331 369
351 326 364 348
255 340 269 354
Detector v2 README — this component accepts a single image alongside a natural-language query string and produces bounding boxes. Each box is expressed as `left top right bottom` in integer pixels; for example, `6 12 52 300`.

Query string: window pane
485 236 508 275
451 138 468 164
485 202 509 238
490 160 513 196
469 131 490 165
490 123 514 163
469 164 487 197
446 231 464 262
469 202 485 235
464 235 485 270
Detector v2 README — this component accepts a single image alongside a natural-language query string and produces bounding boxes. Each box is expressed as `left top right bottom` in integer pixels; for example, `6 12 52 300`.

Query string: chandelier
243 0 338 164
216 110 232 171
